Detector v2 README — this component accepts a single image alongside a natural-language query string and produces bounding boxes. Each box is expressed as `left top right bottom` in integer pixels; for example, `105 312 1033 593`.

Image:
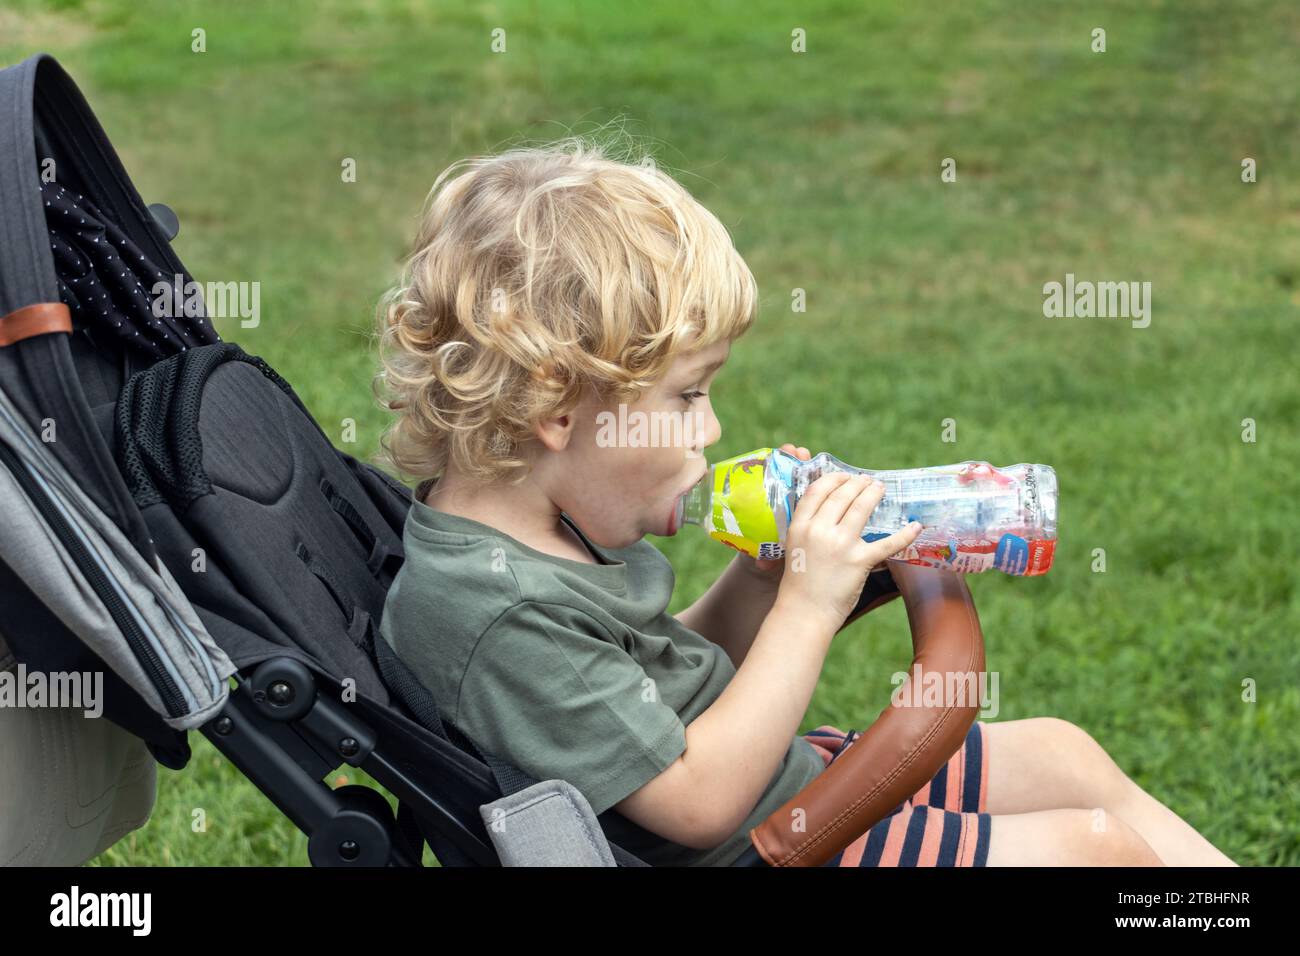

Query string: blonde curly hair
372 134 759 487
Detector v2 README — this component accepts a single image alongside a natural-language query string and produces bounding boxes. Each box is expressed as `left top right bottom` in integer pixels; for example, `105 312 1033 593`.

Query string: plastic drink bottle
671 447 1058 576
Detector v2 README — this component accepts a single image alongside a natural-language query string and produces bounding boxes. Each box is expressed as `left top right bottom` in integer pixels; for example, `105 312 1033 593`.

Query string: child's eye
681 390 708 404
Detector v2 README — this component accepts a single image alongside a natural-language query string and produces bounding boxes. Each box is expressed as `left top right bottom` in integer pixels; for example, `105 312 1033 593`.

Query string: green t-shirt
379 493 826 867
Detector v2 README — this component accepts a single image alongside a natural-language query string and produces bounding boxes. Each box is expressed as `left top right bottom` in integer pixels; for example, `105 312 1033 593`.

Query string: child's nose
697 409 722 451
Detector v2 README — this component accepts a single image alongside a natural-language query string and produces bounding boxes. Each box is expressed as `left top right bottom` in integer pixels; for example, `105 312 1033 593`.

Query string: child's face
557 338 729 548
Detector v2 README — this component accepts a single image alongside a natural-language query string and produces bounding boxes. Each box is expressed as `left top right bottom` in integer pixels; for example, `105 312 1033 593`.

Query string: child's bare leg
981 717 1238 866
985 808 1165 865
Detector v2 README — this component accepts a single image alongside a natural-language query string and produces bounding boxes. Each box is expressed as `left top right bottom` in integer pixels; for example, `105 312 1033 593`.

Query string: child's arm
672 553 782 669
617 472 924 850
617 592 837 848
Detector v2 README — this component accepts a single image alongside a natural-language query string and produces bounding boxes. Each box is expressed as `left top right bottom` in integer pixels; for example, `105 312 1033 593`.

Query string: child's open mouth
664 468 706 535
666 491 685 535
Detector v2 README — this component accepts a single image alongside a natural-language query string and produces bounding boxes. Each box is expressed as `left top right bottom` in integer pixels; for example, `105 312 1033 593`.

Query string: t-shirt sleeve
455 601 687 816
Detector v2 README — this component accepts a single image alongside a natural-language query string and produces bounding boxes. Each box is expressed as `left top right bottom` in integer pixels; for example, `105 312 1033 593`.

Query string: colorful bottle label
705 447 778 558
882 534 1057 576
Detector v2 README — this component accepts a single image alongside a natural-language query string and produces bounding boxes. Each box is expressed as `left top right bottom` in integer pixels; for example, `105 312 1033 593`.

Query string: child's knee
1065 808 1163 866
1033 716 1103 754
1033 717 1134 803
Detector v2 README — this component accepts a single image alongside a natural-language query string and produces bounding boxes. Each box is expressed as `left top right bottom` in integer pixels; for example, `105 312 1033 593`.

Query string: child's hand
735 443 812 585
776 472 923 630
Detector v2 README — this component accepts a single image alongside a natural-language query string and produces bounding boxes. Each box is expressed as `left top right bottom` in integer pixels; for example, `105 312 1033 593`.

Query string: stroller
0 53 987 868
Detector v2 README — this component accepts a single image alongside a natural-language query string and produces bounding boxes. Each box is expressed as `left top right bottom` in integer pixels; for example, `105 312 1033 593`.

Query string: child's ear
533 412 573 452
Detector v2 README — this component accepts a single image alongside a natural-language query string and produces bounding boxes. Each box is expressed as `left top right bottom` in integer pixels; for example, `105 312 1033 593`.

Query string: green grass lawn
3 0 1296 866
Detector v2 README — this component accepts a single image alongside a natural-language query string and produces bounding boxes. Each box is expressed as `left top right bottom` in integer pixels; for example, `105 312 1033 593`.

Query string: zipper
0 439 188 718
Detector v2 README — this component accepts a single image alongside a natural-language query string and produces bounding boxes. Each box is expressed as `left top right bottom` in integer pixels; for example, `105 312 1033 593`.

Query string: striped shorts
803 721 991 867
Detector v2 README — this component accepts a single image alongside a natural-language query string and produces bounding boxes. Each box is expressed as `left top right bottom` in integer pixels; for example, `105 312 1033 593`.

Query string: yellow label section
707 447 778 558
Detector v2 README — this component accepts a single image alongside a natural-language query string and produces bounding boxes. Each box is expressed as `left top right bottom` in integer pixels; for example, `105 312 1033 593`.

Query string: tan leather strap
749 562 986 866
0 303 72 346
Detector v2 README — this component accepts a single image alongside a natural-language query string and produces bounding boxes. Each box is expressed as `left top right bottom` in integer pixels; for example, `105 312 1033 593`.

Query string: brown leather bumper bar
749 562 986 866
0 303 72 346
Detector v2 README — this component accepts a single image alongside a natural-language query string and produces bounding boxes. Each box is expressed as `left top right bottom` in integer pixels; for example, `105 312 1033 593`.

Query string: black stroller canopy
44 178 216 360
